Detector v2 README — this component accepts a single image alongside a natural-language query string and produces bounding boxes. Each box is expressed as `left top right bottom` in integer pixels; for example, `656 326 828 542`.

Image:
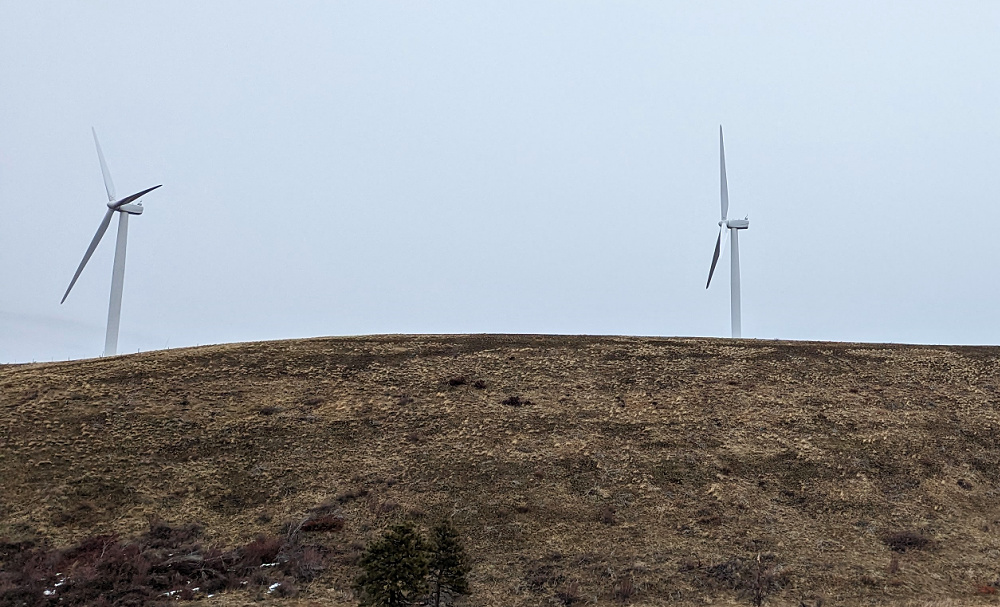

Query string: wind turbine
705 125 749 338
61 128 161 356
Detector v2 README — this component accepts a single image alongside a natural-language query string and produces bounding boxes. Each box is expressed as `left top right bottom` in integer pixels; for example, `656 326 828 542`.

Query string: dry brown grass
2 334 1000 606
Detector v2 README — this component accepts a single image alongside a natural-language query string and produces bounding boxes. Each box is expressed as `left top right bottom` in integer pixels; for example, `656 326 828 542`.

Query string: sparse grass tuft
612 577 636 602
556 581 583 606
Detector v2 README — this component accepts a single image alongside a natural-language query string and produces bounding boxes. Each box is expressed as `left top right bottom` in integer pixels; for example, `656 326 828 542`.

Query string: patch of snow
268 582 281 593
43 590 54 596
260 561 278 567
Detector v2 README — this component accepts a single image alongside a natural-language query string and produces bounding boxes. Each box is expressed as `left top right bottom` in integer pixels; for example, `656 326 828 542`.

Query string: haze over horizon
2 2 998 363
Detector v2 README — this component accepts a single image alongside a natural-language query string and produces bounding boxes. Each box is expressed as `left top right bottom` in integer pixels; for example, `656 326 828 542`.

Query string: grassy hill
2 334 1000 606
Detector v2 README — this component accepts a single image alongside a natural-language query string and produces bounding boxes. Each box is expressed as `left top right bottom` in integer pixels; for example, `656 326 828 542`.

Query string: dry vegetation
2 334 1000 606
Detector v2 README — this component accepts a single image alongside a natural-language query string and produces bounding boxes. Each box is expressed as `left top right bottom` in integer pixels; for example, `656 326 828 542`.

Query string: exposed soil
2 334 1000 606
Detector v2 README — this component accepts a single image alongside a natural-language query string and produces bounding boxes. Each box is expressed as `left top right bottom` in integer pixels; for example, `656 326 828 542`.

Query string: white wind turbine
705 126 749 338
61 128 161 356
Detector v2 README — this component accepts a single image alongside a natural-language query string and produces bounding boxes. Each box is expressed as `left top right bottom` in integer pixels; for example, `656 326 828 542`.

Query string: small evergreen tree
355 523 429 607
427 520 470 606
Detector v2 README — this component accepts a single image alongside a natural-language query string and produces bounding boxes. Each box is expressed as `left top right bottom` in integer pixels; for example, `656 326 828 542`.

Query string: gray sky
1 2 998 362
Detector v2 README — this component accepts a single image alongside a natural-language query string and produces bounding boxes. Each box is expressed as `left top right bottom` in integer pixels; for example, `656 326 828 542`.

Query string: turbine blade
61 208 115 304
706 227 723 288
720 125 729 221
92 128 117 202
110 184 162 209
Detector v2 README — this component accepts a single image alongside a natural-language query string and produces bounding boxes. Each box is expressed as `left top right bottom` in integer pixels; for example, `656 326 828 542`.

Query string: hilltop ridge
2 334 1000 606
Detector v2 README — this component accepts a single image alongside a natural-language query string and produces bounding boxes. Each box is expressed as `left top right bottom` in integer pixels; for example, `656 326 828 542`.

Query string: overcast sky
1 2 998 362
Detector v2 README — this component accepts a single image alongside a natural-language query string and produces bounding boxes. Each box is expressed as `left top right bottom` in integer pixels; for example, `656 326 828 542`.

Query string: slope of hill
2 334 1000 606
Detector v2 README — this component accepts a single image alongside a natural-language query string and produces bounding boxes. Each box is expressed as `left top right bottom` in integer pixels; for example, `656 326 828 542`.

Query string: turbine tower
705 125 749 338
61 128 161 356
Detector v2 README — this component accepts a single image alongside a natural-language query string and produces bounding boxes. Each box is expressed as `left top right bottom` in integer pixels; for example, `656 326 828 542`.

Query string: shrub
427 520 470 607
355 521 472 607
747 554 778 607
236 535 283 572
355 523 429 607
502 395 531 407
883 531 929 552
597 505 616 526
0 520 327 606
300 514 345 533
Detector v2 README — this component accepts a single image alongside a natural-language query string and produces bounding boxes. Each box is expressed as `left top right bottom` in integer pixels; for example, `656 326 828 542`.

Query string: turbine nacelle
117 203 144 215
725 218 749 230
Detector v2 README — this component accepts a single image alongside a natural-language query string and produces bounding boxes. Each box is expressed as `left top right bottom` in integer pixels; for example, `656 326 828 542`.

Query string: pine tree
427 520 471 607
355 523 429 607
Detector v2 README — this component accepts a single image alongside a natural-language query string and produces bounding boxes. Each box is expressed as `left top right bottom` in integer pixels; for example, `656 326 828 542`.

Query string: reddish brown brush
0 521 326 606
300 514 346 533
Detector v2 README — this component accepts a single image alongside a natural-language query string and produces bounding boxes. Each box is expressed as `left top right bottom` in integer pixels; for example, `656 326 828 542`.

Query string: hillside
2 334 1000 606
